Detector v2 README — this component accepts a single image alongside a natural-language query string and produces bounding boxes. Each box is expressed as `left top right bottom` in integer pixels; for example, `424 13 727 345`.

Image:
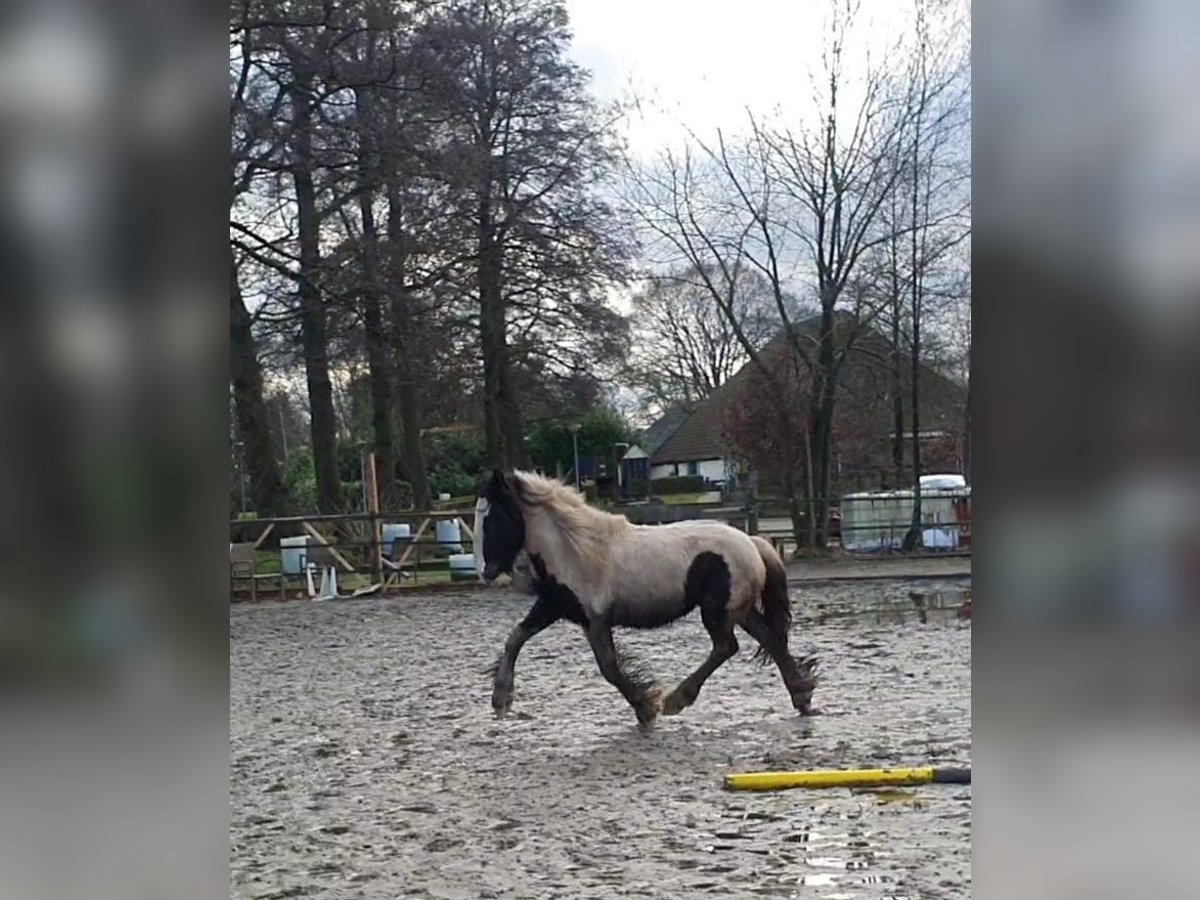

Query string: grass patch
655 492 709 505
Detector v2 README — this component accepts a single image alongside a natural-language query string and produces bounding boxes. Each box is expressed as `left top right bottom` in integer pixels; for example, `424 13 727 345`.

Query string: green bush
526 408 636 476
650 475 706 495
429 469 477 499
285 448 318 512
340 481 364 512
425 430 486 500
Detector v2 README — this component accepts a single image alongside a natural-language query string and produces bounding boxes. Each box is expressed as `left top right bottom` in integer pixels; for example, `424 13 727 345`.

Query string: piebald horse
475 469 819 725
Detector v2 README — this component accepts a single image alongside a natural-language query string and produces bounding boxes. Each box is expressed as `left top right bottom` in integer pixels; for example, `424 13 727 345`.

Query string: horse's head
474 469 526 583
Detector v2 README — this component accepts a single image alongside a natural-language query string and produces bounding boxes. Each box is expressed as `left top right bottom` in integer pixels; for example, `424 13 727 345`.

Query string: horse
474 469 820 725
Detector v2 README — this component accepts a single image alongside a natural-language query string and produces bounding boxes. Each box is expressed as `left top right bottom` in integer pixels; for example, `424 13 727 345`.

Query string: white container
436 519 462 552
438 492 451 501
840 491 911 551
841 485 971 551
381 523 412 558
280 535 310 575
448 553 476 581
920 473 967 491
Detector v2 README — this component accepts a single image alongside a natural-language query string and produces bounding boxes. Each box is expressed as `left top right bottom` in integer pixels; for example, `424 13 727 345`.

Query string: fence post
365 451 382 583
745 475 759 535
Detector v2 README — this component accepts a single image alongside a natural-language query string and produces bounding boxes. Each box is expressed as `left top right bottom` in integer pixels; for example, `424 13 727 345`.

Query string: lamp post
234 440 248 513
613 442 628 495
569 423 581 491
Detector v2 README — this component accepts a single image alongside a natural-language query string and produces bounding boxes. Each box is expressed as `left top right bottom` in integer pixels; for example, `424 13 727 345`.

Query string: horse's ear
490 468 506 488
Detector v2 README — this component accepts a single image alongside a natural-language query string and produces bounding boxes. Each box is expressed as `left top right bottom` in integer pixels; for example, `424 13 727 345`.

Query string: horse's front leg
585 620 661 726
491 598 561 716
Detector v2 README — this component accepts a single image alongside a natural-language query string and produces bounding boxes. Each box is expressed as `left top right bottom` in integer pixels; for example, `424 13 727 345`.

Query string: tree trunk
963 370 971 482
355 89 397 496
361 293 396 491
806 304 838 550
903 128 925 552
291 71 340 514
890 279 905 489
358 195 397 495
500 356 528 468
903 330 924 551
395 374 431 509
384 180 432 510
478 214 508 468
230 254 289 516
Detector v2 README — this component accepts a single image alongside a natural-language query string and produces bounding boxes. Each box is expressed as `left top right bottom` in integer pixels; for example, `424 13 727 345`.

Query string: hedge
649 474 706 495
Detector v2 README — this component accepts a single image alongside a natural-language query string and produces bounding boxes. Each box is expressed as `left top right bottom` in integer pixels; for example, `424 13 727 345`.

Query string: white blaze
473 497 489 580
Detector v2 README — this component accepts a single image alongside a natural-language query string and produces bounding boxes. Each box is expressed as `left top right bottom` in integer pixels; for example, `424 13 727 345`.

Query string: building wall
650 458 727 482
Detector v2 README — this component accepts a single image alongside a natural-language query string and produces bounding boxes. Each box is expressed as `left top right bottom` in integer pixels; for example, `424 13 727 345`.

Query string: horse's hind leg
662 555 740 716
661 610 738 716
740 608 820 714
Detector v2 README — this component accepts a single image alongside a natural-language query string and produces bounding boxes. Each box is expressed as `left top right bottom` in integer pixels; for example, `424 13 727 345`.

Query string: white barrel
381 523 411 558
280 536 309 575
448 553 476 581
436 519 462 552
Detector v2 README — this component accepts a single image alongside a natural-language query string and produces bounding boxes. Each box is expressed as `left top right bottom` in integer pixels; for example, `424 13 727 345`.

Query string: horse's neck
524 503 619 578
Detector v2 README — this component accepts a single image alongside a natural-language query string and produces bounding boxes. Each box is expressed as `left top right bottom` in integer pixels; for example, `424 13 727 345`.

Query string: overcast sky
564 0 916 158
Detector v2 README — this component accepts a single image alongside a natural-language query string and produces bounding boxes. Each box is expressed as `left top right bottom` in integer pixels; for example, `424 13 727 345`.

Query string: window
686 461 699 476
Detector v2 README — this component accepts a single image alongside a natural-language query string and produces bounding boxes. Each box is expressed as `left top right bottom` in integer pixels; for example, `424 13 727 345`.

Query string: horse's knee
716 633 739 659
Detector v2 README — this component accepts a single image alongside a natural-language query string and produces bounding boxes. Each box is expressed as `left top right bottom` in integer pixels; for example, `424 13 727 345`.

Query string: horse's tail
749 535 792 666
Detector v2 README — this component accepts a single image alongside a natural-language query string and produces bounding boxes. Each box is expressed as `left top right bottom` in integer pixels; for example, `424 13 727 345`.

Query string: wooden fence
229 455 969 601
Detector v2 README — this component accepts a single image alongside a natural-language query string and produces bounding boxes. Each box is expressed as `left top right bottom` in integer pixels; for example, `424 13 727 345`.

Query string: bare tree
886 0 970 549
228 0 316 516
625 265 786 415
625 0 924 550
623 139 816 543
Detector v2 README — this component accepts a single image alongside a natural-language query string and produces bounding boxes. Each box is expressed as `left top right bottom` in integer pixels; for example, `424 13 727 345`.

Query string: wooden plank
251 522 275 550
458 516 474 540
301 521 357 573
394 517 431 570
229 512 374 526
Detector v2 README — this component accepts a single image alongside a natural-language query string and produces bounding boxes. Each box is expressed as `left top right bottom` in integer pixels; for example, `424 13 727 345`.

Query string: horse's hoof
492 691 513 718
636 686 664 723
660 690 687 716
798 704 823 716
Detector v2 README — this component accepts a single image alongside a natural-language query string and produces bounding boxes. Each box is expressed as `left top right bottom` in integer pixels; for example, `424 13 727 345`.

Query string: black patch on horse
527 553 587 625
478 469 526 580
686 551 733 633
606 550 732 630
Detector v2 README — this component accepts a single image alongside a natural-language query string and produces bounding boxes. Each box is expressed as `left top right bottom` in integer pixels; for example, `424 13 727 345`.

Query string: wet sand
231 579 971 899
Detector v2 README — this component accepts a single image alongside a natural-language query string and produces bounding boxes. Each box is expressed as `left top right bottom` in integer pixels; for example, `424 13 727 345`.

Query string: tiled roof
641 406 690 456
648 312 965 466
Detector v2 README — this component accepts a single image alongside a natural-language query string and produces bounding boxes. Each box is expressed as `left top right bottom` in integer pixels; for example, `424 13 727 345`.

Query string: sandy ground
231 579 971 899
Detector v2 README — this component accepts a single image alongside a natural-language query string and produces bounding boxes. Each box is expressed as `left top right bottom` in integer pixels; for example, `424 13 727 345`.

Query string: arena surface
231 578 971 899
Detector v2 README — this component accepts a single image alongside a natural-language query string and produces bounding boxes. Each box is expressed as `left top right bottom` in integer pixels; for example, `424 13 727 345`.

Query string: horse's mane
509 470 623 568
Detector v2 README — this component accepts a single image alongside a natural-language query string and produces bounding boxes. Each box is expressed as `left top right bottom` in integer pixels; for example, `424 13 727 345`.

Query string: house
647 400 733 483
641 406 690 458
645 313 968 493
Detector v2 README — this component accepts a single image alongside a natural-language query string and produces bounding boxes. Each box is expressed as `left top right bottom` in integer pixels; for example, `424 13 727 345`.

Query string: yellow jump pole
723 766 970 792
